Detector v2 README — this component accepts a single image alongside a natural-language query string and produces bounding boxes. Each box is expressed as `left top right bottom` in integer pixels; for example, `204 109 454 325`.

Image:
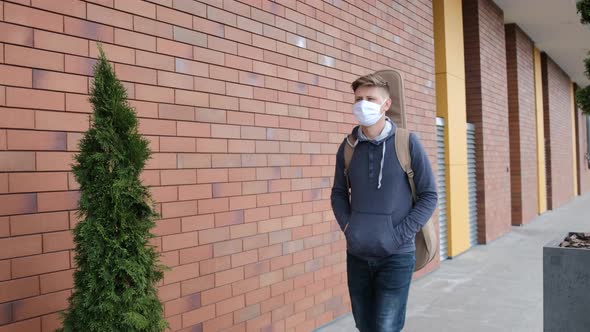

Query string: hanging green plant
57 45 167 332
576 0 590 115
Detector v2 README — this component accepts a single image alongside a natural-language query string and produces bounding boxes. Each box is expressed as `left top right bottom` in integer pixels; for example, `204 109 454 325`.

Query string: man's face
354 86 390 110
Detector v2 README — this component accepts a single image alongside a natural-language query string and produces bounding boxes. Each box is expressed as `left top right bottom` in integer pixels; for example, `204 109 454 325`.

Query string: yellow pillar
434 0 470 257
570 82 579 196
533 48 547 213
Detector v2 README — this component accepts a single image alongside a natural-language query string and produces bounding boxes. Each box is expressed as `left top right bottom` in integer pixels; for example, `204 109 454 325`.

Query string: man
331 73 437 332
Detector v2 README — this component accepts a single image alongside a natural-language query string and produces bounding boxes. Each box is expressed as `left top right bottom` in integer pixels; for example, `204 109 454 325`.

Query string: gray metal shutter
436 118 448 261
467 123 478 247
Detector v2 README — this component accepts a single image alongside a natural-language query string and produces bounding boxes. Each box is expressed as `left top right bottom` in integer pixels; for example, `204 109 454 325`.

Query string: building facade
0 0 588 331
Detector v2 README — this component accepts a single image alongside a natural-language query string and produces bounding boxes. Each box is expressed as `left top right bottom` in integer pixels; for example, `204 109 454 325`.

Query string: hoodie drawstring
378 142 385 189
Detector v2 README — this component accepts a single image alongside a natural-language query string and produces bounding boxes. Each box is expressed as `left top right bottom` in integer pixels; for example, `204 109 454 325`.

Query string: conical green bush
57 46 167 332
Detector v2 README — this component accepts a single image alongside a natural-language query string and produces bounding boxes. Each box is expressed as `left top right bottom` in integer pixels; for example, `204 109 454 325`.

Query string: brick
115 28 156 51
215 266 244 287
139 119 176 137
208 125 239 141
157 4 191 28
32 70 87 94
32 0 86 18
230 222 257 239
177 121 210 137
87 3 132 29
182 304 215 327
203 313 234 332
176 90 209 107
158 71 194 90
242 181 268 195
162 231 199 251
179 244 212 264
181 274 215 296
177 153 210 170
231 249 258 268
115 0 155 18
191 47 223 68
175 58 209 77
160 137 196 152
89 43 135 65
213 238 242 257
182 214 214 232
65 17 113 42
0 151 35 171
4 45 63 71
179 184 213 201
164 262 199 284
201 284 232 305
199 255 231 276
34 30 88 56
11 290 69 322
157 282 180 303
199 226 230 245
228 140 255 153
135 84 174 103
37 191 79 212
197 169 229 183
164 293 201 317
153 217 181 236
134 16 173 39
228 195 257 211
0 261 9 282
9 172 67 193
136 50 174 71
4 2 63 32
0 22 33 46
211 154 242 168
65 94 92 113
0 276 39 303
39 269 74 294
216 295 245 315
11 251 70 278
210 95 239 111
35 111 89 132
115 64 157 85
161 200 198 218
0 64 31 87
41 312 62 332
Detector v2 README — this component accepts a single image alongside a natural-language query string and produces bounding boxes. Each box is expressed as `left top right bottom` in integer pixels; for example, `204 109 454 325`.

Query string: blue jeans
347 252 415 332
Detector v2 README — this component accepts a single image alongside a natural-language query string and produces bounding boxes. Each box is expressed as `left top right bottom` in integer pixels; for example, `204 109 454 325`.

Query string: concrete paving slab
315 193 590 332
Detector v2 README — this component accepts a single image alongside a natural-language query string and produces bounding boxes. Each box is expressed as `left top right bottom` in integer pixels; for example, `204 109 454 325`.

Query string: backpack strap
395 128 416 202
343 133 357 193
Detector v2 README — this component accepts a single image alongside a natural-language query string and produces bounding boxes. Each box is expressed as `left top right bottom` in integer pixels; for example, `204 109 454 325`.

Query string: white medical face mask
352 100 387 126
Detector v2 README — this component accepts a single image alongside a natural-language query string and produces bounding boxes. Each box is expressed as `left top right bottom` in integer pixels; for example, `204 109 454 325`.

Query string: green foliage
57 46 167 332
577 0 590 115
578 0 590 24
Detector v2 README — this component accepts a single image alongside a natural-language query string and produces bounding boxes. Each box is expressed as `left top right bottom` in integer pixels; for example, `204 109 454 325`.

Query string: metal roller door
467 123 478 247
436 118 448 261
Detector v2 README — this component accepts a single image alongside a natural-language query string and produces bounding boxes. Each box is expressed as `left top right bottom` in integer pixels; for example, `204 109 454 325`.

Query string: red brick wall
0 0 437 331
541 53 575 210
505 24 537 225
462 0 512 243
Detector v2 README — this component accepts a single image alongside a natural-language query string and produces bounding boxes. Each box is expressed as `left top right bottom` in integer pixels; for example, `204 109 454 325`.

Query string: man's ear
382 97 392 114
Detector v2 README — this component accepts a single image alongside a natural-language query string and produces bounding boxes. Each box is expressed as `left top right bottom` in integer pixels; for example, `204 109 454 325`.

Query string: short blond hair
351 73 389 97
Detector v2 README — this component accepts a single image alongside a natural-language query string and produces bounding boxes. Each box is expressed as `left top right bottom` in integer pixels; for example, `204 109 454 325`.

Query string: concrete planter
543 233 590 331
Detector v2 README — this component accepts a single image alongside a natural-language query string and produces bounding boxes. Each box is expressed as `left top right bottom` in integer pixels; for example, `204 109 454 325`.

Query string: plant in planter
57 47 167 332
543 233 590 331
575 0 590 115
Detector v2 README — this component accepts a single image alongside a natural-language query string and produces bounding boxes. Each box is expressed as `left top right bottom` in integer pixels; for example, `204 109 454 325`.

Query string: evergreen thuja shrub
576 0 590 115
57 47 167 332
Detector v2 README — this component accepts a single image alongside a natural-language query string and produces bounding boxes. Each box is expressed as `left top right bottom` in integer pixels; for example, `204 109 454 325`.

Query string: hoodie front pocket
345 211 396 257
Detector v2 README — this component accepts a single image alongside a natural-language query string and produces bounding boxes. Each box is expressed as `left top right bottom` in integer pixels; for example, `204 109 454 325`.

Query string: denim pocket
346 211 396 257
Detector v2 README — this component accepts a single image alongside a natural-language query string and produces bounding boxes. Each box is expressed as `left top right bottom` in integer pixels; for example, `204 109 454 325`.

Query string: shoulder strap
395 128 416 202
343 134 357 192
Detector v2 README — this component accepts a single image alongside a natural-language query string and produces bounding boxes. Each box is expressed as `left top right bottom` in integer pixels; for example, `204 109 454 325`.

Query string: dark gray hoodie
331 120 438 259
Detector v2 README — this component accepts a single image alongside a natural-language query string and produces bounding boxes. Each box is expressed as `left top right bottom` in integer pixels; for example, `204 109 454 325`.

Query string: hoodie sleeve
331 140 351 231
391 133 438 248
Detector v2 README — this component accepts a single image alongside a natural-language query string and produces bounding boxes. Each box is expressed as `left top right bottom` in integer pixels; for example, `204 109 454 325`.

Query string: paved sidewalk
315 193 590 332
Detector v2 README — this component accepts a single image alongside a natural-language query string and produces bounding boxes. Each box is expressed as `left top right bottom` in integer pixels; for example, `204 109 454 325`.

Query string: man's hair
351 73 390 97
